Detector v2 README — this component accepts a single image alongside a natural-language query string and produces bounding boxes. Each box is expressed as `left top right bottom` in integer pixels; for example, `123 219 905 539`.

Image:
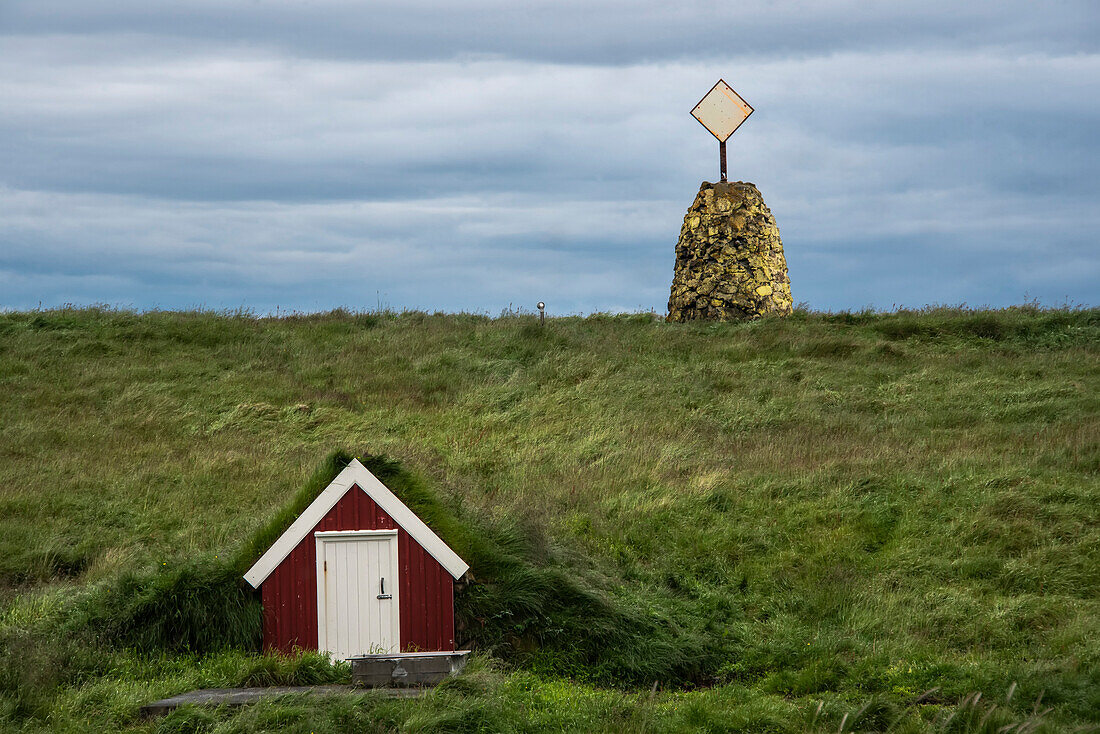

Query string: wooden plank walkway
140 685 422 717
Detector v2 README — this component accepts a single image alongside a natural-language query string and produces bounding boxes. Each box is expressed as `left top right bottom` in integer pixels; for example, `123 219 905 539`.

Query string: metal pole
719 140 727 182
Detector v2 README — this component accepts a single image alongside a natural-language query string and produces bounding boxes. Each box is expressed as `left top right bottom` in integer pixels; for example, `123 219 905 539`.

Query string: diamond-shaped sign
691 80 753 142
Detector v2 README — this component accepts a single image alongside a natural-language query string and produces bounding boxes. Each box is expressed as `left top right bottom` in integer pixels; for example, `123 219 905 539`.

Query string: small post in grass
537 301 545 326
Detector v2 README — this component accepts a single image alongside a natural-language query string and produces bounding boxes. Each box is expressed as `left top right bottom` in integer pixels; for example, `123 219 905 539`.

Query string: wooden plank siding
261 484 456 654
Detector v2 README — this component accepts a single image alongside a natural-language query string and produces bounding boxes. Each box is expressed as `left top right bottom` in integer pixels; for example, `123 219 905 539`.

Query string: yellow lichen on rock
667 181 793 322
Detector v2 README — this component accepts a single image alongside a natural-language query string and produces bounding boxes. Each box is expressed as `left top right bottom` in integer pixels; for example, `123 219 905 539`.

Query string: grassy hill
0 306 1096 733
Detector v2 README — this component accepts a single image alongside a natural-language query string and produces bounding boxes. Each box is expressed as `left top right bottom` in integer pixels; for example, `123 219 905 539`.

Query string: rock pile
667 181 792 321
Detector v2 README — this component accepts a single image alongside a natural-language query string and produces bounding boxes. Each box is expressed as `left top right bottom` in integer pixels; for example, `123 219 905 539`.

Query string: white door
315 530 400 659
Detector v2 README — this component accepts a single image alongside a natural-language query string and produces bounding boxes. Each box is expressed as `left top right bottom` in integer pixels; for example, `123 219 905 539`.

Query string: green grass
0 305 1097 732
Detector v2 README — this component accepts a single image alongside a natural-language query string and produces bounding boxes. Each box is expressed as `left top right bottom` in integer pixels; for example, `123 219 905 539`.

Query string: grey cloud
0 188 682 313
5 50 1097 202
1 3 1097 313
3 1 1097 64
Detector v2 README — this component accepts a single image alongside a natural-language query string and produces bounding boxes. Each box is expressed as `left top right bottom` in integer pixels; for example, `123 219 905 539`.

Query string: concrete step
140 685 421 718
349 650 471 688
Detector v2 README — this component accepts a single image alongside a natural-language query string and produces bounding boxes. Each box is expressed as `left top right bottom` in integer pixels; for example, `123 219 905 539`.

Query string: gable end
243 459 469 587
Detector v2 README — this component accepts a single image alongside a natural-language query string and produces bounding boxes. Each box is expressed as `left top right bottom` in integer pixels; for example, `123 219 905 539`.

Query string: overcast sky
2 1 1097 314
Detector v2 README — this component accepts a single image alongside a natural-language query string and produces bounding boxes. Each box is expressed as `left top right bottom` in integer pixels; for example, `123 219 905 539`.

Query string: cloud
0 2 1098 313
0 187 676 313
3 1 1097 63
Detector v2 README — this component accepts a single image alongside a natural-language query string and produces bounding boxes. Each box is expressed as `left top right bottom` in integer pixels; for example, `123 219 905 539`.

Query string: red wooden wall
261 484 456 654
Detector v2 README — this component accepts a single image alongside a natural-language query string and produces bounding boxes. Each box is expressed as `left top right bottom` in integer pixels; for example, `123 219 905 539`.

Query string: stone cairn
667 181 792 321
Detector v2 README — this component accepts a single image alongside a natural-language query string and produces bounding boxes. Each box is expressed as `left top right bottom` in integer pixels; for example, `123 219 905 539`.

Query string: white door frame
314 529 400 658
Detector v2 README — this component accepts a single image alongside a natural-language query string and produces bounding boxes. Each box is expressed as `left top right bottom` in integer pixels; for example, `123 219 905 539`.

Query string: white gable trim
243 459 470 588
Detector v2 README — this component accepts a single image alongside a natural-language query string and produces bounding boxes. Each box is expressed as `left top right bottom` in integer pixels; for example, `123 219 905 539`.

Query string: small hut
243 459 469 659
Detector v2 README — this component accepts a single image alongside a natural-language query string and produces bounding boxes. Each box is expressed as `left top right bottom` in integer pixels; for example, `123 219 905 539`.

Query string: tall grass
0 305 1096 731
71 561 262 652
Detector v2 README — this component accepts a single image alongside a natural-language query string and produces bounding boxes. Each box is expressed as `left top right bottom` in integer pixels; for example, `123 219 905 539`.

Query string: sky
1 1 1098 315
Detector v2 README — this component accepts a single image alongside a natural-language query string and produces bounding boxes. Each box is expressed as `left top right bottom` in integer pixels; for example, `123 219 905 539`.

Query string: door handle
377 576 391 600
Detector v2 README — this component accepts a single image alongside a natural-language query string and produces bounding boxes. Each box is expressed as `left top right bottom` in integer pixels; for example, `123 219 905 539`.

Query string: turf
0 305 1096 732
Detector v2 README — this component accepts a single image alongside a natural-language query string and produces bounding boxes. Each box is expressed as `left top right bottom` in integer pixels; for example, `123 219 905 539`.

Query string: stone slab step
140 685 421 718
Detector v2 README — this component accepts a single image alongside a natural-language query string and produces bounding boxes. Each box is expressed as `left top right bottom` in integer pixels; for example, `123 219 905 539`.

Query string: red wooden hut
243 459 469 659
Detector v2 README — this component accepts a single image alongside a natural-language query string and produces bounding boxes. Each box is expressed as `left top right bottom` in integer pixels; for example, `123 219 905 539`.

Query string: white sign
691 80 753 142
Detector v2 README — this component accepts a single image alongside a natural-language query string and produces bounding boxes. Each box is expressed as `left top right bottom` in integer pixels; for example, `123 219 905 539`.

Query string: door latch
377 576 392 600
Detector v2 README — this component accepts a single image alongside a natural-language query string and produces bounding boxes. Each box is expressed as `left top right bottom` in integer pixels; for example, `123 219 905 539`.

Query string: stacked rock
667 181 792 321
